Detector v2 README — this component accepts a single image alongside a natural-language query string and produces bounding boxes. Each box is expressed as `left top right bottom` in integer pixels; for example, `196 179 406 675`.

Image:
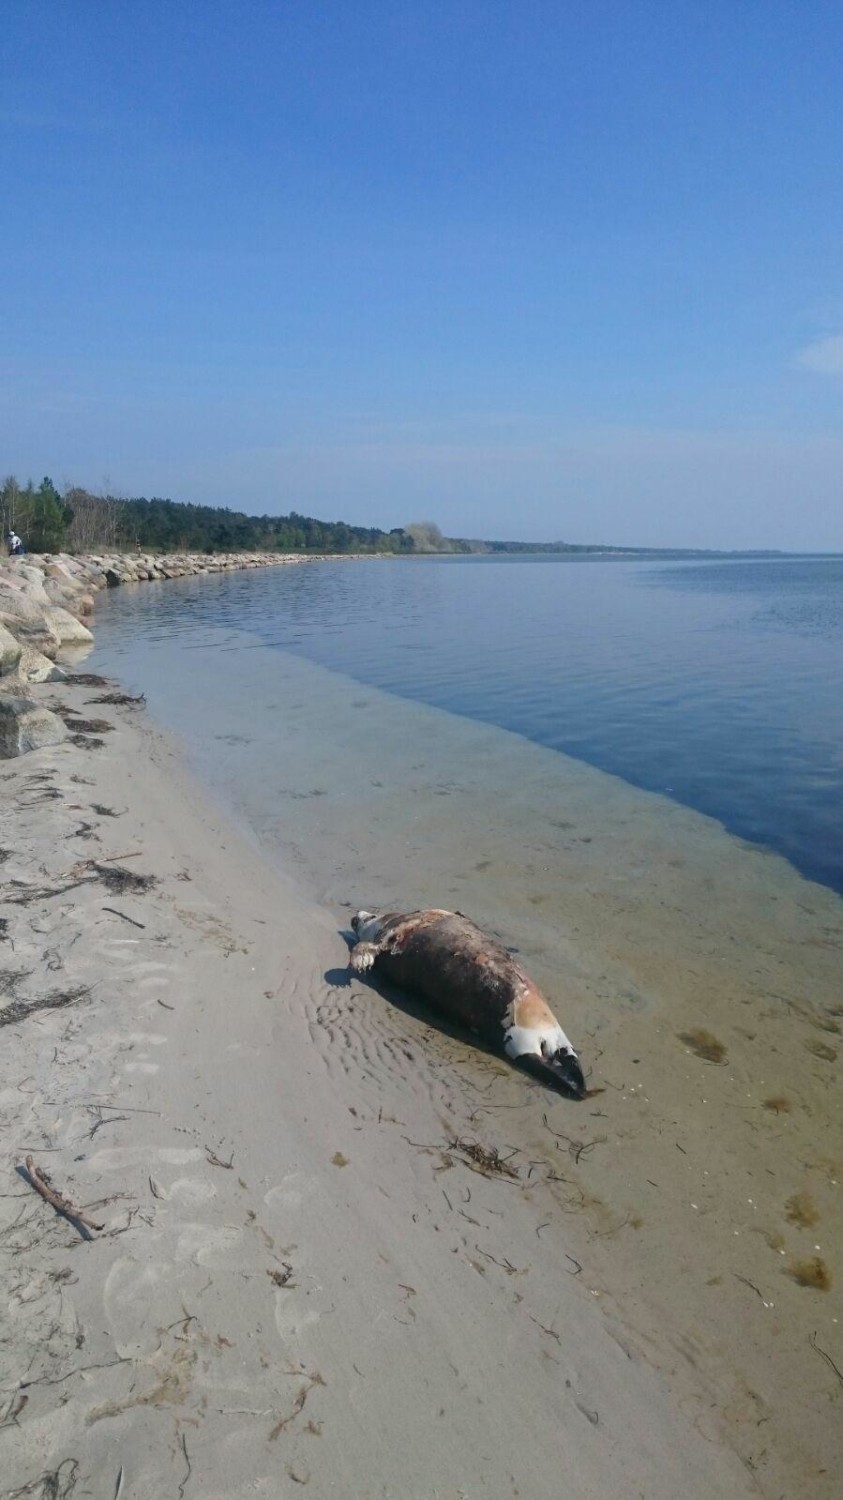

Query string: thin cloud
797 334 843 375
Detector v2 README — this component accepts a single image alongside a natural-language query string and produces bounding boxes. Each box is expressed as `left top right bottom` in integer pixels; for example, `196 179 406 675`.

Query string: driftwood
22 1156 104 1232
102 907 145 929
205 1146 234 1169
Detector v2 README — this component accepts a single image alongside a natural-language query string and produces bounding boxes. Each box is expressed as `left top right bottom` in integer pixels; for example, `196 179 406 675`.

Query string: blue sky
2 1 841 548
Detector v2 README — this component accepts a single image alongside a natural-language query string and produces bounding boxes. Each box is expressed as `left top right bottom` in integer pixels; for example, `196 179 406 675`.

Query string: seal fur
349 908 585 1098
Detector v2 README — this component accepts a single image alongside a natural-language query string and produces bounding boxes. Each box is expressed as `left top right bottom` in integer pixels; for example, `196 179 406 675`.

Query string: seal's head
504 1021 587 1100
515 1048 587 1099
351 910 382 942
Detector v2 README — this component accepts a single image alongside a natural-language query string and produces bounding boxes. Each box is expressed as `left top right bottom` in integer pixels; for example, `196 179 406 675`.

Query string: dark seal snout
514 1050 587 1100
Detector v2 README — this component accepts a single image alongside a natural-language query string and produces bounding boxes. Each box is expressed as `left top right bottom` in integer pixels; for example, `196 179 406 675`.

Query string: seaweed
448 1137 520 1179
677 1028 727 1064
64 718 115 734
92 863 157 894
785 1191 820 1228
86 691 146 707
0 985 91 1029
4 1458 80 1498
787 1256 831 1291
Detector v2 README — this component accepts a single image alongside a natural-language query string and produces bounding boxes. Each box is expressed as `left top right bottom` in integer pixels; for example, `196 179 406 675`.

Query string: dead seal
349 908 586 1099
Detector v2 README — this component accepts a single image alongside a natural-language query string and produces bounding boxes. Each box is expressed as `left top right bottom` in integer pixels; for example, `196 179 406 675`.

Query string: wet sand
1 674 841 1498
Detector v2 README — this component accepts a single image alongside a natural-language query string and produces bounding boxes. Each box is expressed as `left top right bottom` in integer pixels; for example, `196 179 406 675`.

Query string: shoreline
0 548 374 750
1 582 841 1494
0 680 761 1499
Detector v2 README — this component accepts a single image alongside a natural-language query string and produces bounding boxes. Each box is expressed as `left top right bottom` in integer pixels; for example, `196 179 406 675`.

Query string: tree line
0 476 470 556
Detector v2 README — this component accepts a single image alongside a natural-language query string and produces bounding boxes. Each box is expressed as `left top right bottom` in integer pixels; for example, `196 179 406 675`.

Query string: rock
105 567 122 587
44 578 84 611
43 606 95 647
0 622 23 677
0 686 67 757
13 563 51 594
0 582 49 623
45 561 80 588
15 642 64 683
0 615 62 660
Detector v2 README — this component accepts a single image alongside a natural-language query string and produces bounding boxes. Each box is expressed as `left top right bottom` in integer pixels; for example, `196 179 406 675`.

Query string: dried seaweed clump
65 717 115 735
784 1191 820 1229
1 985 91 1029
67 672 110 687
87 691 146 707
677 1028 727 1064
449 1137 519 1179
786 1256 831 1291
92 863 157 895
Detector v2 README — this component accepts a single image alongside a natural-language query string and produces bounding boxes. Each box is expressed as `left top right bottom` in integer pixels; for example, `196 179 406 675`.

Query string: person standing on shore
7 530 24 555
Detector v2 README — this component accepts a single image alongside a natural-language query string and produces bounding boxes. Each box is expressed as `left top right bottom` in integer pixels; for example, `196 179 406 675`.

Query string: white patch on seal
504 1021 575 1061
352 911 384 944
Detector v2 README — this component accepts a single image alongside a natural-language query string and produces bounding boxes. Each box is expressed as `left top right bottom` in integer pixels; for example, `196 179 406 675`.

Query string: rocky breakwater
0 549 308 757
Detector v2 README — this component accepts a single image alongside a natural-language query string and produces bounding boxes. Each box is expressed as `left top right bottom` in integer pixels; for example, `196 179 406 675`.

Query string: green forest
0 477 469 556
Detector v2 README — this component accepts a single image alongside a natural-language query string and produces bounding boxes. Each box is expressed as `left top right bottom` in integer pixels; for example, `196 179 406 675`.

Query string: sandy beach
1 666 841 1499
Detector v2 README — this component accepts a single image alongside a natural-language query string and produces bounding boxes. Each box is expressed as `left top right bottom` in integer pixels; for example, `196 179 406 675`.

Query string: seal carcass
349 908 585 1098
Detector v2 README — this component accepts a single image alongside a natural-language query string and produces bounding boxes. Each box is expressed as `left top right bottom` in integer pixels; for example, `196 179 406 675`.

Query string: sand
1 676 841 1499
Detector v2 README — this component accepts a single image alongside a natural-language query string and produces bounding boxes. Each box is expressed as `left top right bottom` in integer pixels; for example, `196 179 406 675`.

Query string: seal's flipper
349 941 380 974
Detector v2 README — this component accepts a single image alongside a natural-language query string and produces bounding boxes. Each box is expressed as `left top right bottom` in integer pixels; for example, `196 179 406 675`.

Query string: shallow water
88 555 843 894
82 560 843 1498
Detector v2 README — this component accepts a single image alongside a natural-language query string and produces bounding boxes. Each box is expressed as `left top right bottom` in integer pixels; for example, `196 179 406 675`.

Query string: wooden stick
23 1156 104 1232
102 907 146 929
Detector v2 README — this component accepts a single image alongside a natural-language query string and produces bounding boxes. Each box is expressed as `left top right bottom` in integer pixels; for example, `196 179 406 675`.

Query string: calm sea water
89 555 843 896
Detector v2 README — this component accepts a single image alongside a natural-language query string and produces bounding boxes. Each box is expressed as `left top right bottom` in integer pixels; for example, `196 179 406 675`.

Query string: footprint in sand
104 1257 181 1356
165 1177 218 1207
175 1222 242 1265
273 1299 321 1343
265 1173 315 1214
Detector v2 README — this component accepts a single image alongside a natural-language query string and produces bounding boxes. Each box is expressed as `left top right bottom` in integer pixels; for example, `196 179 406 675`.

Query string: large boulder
15 642 64 684
43 577 87 612
43 606 95 647
0 622 23 677
12 563 51 593
0 686 66 757
0 580 49 622
0 615 62 659
45 561 81 588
